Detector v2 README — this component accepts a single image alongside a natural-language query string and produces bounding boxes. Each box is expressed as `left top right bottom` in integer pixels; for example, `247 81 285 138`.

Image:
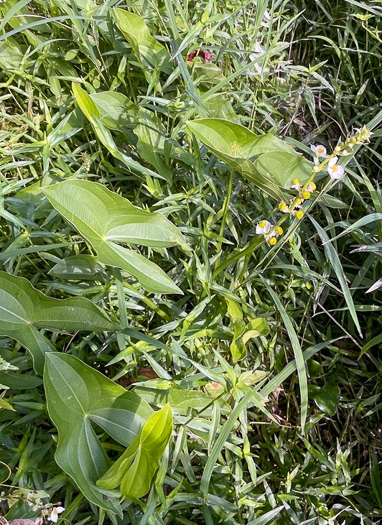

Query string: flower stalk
256 126 372 245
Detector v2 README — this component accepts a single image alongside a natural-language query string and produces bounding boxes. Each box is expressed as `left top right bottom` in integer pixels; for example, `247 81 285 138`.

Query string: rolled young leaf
72 83 161 179
97 404 172 498
113 9 171 72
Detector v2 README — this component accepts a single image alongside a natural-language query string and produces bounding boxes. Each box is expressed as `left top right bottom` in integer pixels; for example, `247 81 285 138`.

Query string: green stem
215 170 233 264
213 236 263 280
122 281 171 321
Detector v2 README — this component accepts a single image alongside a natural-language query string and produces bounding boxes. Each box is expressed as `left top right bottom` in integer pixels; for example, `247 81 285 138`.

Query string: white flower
290 178 302 190
311 144 327 158
256 220 272 235
279 201 289 213
327 156 345 180
306 183 316 193
49 507 65 523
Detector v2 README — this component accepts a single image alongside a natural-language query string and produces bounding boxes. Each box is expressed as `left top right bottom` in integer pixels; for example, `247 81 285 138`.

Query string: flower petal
263 222 271 234
316 145 327 156
328 164 345 180
328 156 338 167
310 145 318 154
332 166 344 179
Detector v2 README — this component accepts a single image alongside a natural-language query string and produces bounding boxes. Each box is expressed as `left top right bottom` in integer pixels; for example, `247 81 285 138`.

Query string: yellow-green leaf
97 404 172 498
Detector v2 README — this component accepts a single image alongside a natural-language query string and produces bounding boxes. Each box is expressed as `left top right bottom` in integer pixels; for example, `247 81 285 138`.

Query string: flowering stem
213 127 371 280
267 126 371 241
267 149 341 237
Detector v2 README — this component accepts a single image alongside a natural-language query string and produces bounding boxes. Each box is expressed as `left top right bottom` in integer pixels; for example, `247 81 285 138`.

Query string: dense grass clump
0 1 381 524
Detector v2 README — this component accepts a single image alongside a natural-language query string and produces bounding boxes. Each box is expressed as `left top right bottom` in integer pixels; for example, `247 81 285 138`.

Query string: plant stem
215 170 233 265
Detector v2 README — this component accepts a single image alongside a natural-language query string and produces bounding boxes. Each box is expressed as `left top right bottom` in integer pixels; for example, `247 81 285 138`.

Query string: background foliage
0 0 382 524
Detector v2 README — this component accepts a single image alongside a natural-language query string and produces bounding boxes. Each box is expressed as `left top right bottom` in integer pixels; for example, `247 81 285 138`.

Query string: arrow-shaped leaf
43 179 186 294
187 118 297 200
44 353 153 513
0 272 118 374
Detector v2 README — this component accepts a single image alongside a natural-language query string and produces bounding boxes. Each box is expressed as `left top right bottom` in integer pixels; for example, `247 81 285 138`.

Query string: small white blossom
49 506 65 523
279 201 289 213
256 220 272 235
310 144 327 158
290 178 302 190
327 157 345 180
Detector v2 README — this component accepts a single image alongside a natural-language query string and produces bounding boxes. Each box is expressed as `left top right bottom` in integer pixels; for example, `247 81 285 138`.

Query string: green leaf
49 255 103 281
225 299 246 361
13 180 51 220
90 91 137 130
242 317 270 344
263 279 308 434
72 83 161 179
191 62 226 85
72 82 100 122
187 119 292 159
97 404 172 499
247 506 284 525
134 109 173 181
43 179 186 294
187 119 293 200
225 301 269 361
0 272 118 374
0 397 15 411
324 213 382 244
238 370 269 387
44 353 153 513
200 393 252 494
134 384 228 416
204 93 237 120
113 9 171 71
320 195 348 209
311 380 340 416
359 333 382 359
254 151 312 188
0 38 23 69
0 371 42 390
310 216 362 336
